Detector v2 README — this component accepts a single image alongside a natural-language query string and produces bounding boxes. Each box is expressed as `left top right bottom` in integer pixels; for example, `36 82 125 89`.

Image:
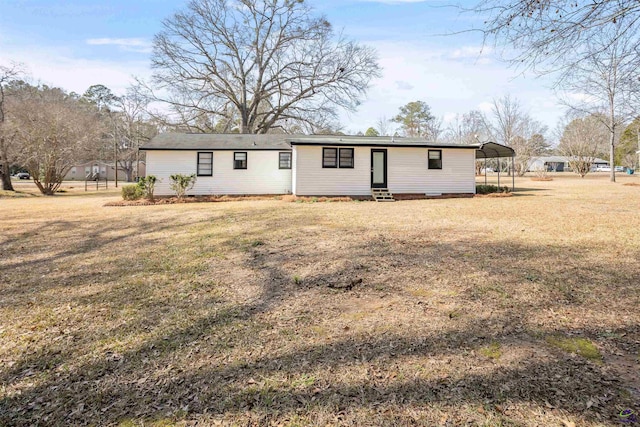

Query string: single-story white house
140 134 514 199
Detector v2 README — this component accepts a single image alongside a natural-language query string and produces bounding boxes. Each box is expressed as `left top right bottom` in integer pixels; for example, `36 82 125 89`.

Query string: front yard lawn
1 174 639 426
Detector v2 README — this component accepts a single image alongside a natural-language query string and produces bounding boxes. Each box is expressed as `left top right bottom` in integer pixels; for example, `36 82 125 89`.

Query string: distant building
527 156 609 172
63 161 146 182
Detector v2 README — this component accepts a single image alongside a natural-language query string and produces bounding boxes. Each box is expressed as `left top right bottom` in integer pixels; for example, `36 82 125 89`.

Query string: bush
169 174 197 199
122 184 143 200
138 175 158 201
476 184 511 195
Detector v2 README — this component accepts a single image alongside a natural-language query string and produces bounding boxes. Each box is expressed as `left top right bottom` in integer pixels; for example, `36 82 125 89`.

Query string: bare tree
444 110 491 144
557 113 609 177
558 20 639 182
83 84 159 182
112 86 158 181
0 62 25 191
489 95 549 176
375 116 392 136
148 0 380 134
427 116 445 142
12 84 102 195
490 95 523 146
467 0 640 74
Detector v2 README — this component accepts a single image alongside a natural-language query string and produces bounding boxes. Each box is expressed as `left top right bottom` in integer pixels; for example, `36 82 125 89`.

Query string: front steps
371 188 395 202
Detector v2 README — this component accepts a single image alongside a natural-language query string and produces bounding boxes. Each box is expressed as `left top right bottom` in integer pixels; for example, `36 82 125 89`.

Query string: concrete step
371 188 395 202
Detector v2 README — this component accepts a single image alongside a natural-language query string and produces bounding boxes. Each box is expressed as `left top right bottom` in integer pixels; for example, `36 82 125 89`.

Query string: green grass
479 341 502 360
545 336 603 362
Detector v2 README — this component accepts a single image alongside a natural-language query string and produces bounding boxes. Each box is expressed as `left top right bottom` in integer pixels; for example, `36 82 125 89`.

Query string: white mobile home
527 156 609 172
141 134 514 199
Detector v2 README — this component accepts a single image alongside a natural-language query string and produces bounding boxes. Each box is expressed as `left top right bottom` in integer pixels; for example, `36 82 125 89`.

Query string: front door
371 149 387 188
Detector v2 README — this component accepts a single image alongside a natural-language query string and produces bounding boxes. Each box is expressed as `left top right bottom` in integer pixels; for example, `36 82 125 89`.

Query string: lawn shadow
2 206 639 425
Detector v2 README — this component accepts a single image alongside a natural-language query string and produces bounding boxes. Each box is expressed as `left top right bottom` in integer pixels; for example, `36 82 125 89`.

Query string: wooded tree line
357 96 549 177
463 0 640 181
0 65 158 194
361 96 639 178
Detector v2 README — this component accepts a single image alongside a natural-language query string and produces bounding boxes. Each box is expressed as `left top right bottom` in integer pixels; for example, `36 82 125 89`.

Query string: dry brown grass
1 173 640 426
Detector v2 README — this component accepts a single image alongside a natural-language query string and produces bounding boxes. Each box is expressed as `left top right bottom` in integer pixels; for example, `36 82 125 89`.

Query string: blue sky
0 0 563 136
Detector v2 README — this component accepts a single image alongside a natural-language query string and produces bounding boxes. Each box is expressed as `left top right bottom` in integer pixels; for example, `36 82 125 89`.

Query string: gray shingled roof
141 133 488 151
287 135 481 149
141 133 292 151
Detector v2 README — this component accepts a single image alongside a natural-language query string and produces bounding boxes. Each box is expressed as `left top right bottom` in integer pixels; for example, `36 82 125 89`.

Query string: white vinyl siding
146 150 292 195
292 146 476 196
293 146 371 195
291 148 298 194
387 147 476 194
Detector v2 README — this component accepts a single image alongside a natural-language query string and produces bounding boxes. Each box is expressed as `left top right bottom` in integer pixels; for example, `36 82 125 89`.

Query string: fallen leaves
2 176 640 426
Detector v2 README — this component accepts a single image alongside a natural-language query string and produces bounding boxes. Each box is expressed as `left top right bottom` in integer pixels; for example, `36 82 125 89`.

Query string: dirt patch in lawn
474 192 514 198
105 194 364 206
1 174 639 426
105 194 284 206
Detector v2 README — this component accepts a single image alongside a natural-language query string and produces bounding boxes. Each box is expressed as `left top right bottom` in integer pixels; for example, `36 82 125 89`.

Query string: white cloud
477 102 493 113
86 38 152 53
442 112 459 123
395 80 414 90
448 45 492 61
0 45 150 96
563 92 594 103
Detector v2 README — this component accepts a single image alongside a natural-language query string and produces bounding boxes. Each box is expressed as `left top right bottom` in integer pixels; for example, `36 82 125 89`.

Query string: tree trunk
0 137 15 191
0 166 13 191
609 130 616 183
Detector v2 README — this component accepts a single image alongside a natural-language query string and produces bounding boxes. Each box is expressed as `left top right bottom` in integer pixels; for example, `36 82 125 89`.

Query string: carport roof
476 142 515 159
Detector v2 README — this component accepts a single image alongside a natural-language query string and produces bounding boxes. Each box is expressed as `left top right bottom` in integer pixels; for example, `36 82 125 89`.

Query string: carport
476 142 516 191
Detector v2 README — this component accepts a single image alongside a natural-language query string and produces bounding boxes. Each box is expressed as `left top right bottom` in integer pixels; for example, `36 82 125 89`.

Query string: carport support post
511 156 515 192
497 158 500 188
114 140 118 188
484 158 487 185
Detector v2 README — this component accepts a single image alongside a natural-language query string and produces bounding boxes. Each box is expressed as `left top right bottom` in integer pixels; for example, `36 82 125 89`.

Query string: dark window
234 152 247 169
339 148 354 168
279 152 292 169
197 152 213 176
323 148 338 168
428 150 442 169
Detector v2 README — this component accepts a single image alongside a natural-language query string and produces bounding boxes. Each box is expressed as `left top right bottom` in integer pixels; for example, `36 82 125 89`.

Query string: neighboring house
527 156 609 172
64 161 146 181
141 134 513 198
